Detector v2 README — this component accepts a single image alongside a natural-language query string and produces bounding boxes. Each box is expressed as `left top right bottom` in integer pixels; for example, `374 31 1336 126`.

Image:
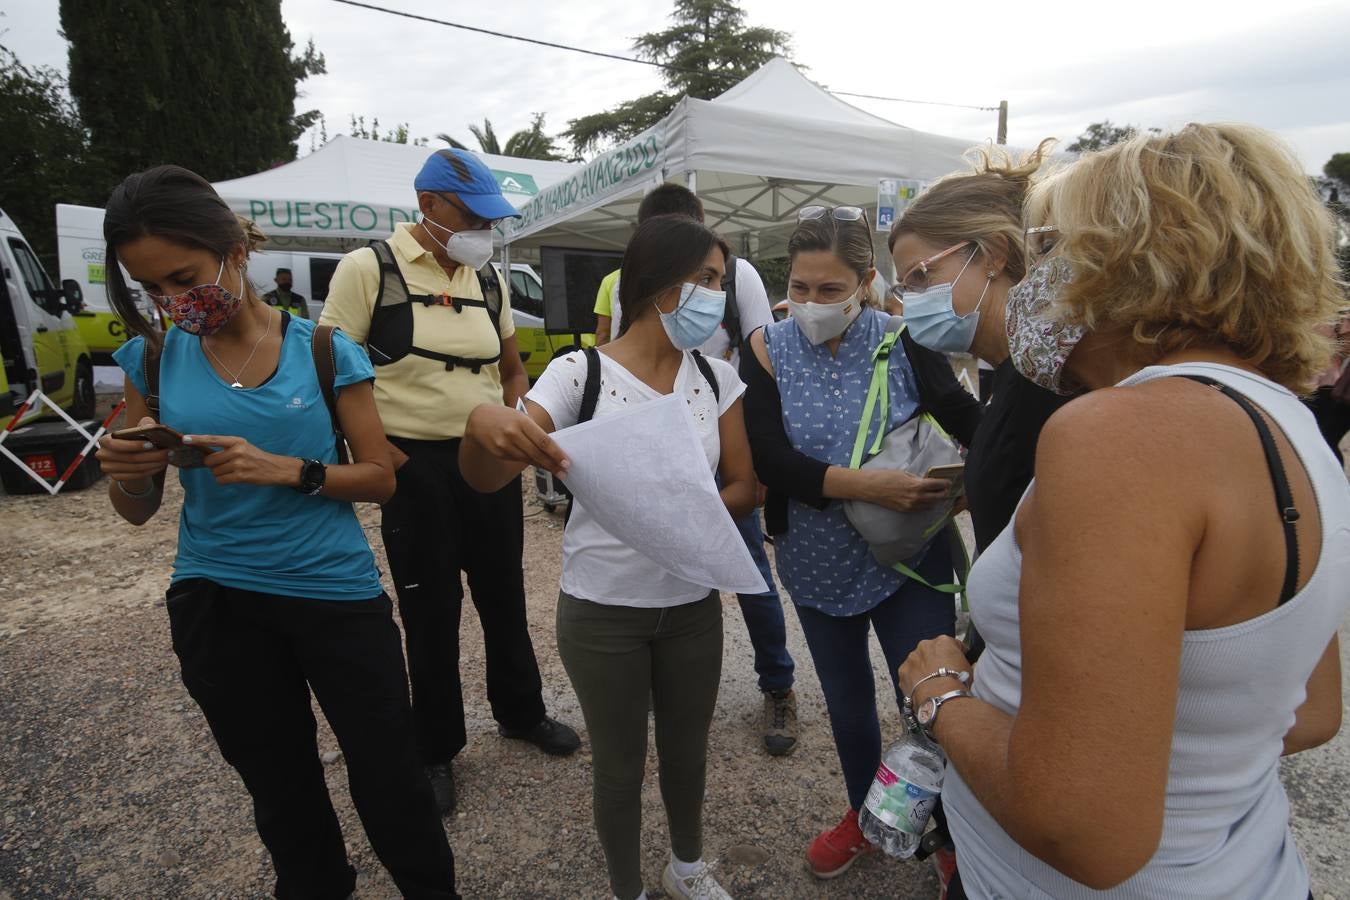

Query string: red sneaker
931 845 958 899
806 808 873 879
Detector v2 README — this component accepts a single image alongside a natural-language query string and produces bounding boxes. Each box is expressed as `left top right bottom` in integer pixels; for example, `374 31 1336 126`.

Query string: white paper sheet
550 394 769 595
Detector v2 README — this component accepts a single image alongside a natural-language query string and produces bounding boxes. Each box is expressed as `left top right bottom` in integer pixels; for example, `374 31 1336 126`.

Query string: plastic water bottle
858 723 945 858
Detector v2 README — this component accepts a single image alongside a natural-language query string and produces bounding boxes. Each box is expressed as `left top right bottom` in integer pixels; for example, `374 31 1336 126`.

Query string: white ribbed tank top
944 362 1350 900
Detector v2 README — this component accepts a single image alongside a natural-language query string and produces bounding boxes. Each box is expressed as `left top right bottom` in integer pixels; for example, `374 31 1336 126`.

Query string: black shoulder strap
369 241 407 314
578 346 602 424
311 324 350 464
1177 374 1300 605
476 268 503 343
721 255 741 352
690 349 721 404
142 338 162 420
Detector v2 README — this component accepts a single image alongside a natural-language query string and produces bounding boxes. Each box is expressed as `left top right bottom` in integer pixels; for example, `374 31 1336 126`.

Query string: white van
56 203 161 365
1 207 95 421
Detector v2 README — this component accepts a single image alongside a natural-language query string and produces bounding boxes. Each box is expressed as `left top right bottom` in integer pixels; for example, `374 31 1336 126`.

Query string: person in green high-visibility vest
262 268 309 319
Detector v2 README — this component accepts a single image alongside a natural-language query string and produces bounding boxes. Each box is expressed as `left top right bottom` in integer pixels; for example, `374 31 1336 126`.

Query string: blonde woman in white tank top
894 123 1349 899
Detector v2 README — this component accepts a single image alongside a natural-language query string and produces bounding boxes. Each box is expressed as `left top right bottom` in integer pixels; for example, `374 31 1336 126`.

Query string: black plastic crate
0 418 104 494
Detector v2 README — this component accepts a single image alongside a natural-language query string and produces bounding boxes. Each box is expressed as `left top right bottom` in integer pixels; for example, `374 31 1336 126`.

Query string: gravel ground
1 398 1347 899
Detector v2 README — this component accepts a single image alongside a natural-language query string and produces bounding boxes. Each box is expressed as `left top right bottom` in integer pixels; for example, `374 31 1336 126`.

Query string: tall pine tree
60 0 326 182
565 0 791 155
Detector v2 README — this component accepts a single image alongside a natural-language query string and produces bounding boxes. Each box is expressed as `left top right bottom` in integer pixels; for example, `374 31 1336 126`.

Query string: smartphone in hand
925 462 966 499
110 423 213 468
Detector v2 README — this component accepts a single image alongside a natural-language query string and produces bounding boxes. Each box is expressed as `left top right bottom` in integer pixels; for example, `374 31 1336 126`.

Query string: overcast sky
4 0 1348 174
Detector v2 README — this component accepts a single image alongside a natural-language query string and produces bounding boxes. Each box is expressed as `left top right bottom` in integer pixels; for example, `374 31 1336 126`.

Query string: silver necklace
203 309 273 388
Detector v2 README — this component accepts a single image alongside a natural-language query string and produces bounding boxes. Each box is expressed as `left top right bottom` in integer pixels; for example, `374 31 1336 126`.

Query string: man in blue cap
322 149 580 815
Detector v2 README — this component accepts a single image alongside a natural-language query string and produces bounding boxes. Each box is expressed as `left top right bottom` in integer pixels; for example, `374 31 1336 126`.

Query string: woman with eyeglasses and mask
888 141 1066 556
461 214 756 900
899 124 1348 899
94 166 459 899
740 205 982 879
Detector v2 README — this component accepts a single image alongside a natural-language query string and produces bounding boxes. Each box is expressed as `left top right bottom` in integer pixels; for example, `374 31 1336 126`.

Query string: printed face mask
658 282 727 350
151 258 244 336
788 288 865 345
1005 256 1087 395
421 214 495 269
902 249 989 354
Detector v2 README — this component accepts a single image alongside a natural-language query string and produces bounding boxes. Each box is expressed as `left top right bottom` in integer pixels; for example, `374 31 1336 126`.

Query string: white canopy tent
500 58 986 267
212 135 578 252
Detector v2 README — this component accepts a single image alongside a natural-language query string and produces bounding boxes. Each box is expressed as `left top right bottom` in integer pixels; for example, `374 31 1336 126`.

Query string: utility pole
997 100 1008 145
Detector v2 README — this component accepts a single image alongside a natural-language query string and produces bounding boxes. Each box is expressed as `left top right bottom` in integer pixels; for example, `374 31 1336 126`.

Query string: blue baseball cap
414 149 521 221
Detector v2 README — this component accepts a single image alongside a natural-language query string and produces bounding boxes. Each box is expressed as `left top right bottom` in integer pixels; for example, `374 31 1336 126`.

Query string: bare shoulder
1035 382 1212 497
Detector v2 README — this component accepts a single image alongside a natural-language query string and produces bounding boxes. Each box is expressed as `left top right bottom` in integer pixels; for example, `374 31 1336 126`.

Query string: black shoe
498 715 581 756
426 762 456 815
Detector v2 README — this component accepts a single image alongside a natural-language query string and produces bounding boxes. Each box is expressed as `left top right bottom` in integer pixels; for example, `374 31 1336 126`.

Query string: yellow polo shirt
320 223 515 440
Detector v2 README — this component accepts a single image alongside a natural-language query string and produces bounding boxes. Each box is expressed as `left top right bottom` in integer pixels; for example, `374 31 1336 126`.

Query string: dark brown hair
617 214 729 336
787 211 878 305
637 183 704 223
103 165 253 343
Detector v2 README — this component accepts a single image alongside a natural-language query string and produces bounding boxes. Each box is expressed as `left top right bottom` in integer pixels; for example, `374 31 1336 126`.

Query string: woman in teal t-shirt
94 166 458 899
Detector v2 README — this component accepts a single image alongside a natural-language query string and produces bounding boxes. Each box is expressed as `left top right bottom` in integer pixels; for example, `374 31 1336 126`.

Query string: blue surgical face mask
657 282 726 350
903 249 990 355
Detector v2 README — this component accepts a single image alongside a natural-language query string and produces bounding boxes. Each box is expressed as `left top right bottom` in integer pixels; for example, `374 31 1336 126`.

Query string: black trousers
166 579 457 900
383 436 546 764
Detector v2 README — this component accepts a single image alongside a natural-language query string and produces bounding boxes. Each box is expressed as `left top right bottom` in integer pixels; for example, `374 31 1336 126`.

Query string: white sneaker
661 861 733 900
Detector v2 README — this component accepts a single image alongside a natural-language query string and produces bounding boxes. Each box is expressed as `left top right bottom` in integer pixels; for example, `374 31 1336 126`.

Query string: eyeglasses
1025 225 1059 263
797 205 866 223
438 192 503 231
893 241 972 298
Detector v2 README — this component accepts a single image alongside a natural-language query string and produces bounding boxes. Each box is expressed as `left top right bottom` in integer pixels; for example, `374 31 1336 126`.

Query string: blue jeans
734 509 795 693
793 539 956 811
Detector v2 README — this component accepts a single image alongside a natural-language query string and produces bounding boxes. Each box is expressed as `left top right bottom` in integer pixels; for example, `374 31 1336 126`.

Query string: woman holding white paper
460 214 755 900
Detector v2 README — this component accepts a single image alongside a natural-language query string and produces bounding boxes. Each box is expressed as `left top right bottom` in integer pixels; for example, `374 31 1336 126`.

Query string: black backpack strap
690 349 721 405
564 347 605 524
369 241 407 315
311 324 349 465
578 346 602 424
721 255 741 353
142 338 162 420
1177 374 1300 605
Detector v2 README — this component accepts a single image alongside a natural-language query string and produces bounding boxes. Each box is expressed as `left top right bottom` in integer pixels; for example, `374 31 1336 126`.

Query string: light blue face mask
657 282 726 350
903 249 991 354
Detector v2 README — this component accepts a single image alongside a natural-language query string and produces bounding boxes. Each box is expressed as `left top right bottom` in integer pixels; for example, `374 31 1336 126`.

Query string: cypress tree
60 0 325 183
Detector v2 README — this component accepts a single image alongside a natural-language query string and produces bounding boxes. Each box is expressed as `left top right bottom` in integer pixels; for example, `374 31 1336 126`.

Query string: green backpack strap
890 522 970 606
849 323 905 468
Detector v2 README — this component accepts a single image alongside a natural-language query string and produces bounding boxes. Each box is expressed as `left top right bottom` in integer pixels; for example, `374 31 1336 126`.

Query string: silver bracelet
115 478 156 498
903 667 972 711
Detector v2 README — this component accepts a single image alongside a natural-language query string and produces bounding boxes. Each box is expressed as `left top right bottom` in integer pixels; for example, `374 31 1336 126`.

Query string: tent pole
685 171 697 194
997 100 1008 145
501 241 511 302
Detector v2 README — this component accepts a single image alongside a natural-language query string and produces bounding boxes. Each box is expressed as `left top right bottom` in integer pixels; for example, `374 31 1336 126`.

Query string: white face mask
788 290 865 345
421 215 495 269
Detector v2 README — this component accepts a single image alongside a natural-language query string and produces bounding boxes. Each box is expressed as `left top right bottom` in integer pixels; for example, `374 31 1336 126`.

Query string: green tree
60 0 326 182
1067 120 1155 153
347 114 426 146
436 114 567 161
564 0 792 156
1325 152 1350 187
0 45 107 269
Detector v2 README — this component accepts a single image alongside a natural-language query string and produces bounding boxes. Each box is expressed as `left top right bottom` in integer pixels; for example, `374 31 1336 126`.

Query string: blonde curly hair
1024 123 1348 391
889 138 1057 282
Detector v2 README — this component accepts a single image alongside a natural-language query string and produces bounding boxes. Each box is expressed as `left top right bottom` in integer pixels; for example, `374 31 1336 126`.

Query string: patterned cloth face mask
150 258 245 336
1005 256 1087 395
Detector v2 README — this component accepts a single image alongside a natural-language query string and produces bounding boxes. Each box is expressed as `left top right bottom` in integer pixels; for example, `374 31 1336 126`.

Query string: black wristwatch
296 458 327 495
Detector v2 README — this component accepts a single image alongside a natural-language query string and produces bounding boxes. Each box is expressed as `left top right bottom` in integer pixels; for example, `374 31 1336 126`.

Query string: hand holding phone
109 422 213 468
924 462 966 499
